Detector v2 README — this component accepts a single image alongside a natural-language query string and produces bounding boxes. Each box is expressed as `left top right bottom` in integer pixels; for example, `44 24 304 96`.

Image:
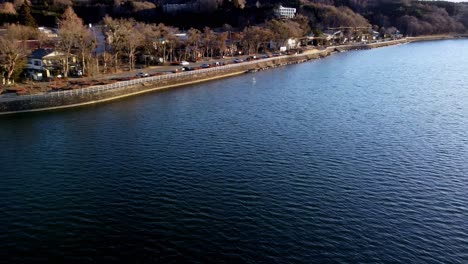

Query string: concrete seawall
0 37 448 115
0 51 332 115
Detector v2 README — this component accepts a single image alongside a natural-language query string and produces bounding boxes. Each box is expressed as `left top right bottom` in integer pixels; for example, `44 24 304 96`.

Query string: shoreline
0 35 466 115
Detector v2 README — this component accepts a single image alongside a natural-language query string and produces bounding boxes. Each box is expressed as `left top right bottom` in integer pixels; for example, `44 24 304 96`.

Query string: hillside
0 0 467 35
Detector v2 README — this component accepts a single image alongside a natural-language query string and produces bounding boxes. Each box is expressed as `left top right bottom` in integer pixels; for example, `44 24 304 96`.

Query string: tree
233 0 246 9
0 2 17 14
53 0 73 8
0 25 34 84
58 6 84 77
103 16 126 70
124 20 144 70
14 0 25 9
18 1 36 27
162 26 178 62
187 28 201 61
76 28 97 76
215 32 228 57
103 17 145 70
266 20 300 49
140 23 160 66
242 26 273 54
202 27 216 58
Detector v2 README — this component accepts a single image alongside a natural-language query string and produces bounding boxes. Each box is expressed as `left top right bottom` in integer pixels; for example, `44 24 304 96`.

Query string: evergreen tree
18 2 36 27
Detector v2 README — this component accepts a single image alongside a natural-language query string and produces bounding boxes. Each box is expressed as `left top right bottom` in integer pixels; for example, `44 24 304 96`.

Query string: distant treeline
300 0 468 35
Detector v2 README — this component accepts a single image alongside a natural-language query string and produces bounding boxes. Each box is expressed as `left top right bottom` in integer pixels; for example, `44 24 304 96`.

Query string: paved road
103 55 264 80
0 48 323 101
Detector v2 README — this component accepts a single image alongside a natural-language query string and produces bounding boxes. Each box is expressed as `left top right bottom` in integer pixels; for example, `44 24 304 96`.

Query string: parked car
180 61 190 66
136 72 149 77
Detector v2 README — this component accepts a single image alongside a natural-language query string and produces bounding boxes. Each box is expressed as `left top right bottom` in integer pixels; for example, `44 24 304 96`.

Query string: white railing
1 52 319 104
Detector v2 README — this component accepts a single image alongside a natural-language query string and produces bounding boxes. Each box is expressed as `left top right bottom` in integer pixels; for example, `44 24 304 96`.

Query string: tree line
1 0 466 36
0 6 310 84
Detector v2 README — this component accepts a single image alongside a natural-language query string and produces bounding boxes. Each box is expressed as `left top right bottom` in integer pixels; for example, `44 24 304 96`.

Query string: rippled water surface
1 40 468 263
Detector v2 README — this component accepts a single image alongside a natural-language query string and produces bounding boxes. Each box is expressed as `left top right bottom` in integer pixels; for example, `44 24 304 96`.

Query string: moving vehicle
233 58 243 63
180 61 190 66
136 72 149 77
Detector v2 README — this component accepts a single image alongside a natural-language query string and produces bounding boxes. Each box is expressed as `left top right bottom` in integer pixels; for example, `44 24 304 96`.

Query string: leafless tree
58 6 85 77
103 16 127 70
188 28 202 61
77 28 97 76
125 21 144 70
0 2 17 14
0 25 34 84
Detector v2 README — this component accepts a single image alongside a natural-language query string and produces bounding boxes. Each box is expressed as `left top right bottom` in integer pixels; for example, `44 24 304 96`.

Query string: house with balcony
25 48 78 78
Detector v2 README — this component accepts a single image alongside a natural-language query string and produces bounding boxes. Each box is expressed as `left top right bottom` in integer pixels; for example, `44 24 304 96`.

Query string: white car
136 72 149 77
180 61 190 66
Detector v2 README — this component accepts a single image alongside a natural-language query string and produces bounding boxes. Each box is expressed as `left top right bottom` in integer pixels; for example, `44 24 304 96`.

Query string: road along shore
0 36 464 115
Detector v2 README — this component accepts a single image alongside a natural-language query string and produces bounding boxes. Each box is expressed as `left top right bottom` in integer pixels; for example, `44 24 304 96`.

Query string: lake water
1 40 468 263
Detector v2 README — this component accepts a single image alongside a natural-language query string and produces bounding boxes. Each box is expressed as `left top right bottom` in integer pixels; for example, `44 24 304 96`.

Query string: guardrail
2 40 408 104
2 54 299 103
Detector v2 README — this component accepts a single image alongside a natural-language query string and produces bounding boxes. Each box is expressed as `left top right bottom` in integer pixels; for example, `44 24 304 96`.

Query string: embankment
0 36 461 115
0 51 331 115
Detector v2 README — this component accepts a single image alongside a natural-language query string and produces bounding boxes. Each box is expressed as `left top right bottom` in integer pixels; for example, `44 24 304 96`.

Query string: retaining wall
0 38 416 115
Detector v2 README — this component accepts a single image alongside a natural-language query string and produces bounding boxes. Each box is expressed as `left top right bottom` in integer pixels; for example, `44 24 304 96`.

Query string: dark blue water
1 40 468 263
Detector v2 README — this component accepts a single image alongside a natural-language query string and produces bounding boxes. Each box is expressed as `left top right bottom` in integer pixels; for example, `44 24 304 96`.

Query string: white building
274 5 296 19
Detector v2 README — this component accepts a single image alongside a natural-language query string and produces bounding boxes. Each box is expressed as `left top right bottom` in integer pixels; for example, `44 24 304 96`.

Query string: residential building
26 48 77 78
274 5 296 19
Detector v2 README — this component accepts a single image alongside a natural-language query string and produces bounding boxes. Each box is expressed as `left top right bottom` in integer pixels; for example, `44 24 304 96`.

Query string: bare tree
13 0 25 9
188 28 202 62
77 28 97 76
140 23 160 66
202 27 216 58
0 2 17 14
162 25 178 62
103 16 127 70
215 32 228 57
233 0 246 9
103 17 145 70
0 25 33 84
53 0 73 8
58 6 85 77
124 20 144 70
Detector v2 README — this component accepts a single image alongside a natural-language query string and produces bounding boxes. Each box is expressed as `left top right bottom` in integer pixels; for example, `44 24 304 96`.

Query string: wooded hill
0 0 467 35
